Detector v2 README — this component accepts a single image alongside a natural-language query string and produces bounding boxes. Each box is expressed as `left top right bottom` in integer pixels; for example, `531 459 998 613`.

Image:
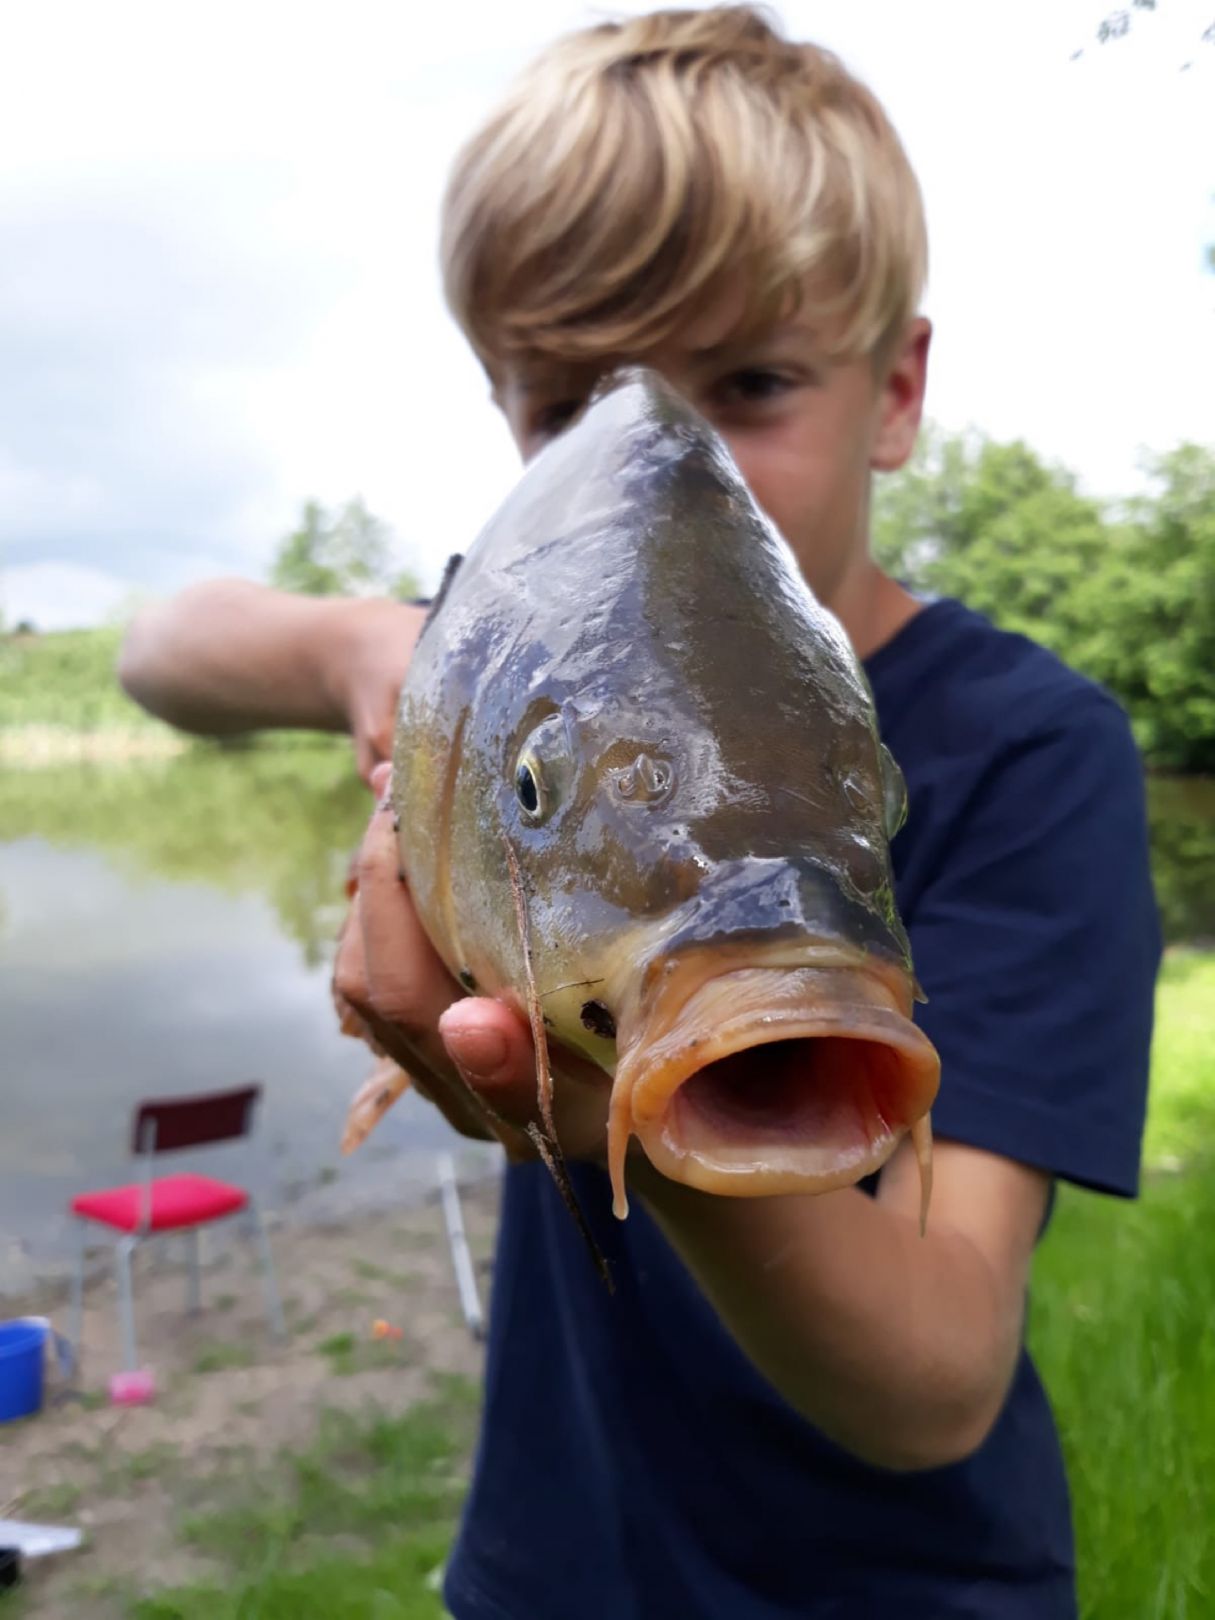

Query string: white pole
437 1152 484 1341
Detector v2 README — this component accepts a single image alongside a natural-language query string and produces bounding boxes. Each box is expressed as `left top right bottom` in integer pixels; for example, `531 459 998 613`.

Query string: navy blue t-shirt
444 598 1160 1620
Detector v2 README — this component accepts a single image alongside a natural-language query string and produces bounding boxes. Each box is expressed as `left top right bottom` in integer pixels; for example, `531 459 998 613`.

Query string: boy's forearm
632 1160 1025 1472
118 581 418 738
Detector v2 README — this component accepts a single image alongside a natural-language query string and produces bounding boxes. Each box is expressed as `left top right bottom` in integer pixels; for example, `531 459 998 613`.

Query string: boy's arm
119 581 425 783
631 1137 1048 1470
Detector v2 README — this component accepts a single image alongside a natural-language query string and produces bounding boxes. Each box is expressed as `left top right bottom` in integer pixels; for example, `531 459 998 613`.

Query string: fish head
406 367 937 1216
499 662 936 1217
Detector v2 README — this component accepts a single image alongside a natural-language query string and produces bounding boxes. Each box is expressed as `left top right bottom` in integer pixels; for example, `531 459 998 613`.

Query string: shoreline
0 725 350 768
0 724 188 766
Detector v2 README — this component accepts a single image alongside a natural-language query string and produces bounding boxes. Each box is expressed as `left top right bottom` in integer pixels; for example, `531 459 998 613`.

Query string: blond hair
440 6 927 374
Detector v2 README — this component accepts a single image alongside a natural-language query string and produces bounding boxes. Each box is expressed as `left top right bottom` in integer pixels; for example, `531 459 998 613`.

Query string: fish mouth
609 964 939 1220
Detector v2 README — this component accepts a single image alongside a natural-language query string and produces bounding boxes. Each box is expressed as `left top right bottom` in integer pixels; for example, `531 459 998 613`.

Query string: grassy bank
0 627 346 764
133 1378 479 1620
1030 950 1215 1620
0 629 159 735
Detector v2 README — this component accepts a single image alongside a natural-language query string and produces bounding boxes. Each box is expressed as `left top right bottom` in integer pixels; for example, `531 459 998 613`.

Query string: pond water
0 746 499 1293
1 745 1212 1291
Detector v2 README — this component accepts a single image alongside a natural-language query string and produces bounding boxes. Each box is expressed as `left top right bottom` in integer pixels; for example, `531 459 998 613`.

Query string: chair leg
247 1202 286 1342
115 1235 140 1372
186 1228 202 1316
69 1222 87 1380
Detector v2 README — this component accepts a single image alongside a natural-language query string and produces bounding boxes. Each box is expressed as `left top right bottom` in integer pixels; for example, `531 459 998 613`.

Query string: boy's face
492 288 930 612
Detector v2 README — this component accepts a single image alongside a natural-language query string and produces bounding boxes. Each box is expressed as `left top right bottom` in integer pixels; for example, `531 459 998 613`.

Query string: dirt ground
0 1177 500 1617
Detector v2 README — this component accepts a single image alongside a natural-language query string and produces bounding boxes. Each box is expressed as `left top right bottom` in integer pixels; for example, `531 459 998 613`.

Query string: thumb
438 998 538 1121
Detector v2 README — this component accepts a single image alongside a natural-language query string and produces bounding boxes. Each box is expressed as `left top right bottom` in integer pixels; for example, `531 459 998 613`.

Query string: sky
1 0 1212 630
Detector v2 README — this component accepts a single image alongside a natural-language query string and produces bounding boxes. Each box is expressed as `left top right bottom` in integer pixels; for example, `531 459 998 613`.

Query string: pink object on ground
109 1368 156 1406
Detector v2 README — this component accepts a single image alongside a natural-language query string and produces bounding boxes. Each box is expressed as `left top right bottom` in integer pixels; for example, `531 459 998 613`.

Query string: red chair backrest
131 1085 262 1156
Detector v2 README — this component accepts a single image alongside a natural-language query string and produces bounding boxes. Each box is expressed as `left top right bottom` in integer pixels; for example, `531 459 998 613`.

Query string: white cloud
1 0 1212 625
1 563 136 631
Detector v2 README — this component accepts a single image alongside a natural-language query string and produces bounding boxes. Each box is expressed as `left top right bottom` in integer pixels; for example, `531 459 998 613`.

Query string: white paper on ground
0 1520 84 1558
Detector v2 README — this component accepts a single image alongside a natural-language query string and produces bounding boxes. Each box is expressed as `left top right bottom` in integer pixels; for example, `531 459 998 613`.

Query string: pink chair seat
71 1173 249 1234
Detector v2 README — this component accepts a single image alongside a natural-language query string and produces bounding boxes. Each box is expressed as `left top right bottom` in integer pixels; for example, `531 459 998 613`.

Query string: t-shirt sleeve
908 693 1161 1197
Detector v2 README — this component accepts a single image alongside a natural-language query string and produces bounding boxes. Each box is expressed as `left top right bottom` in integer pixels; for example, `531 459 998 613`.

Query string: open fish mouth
609 965 940 1221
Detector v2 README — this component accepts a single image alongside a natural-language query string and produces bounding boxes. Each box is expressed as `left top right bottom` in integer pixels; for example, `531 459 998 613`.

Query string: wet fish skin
390 367 938 1216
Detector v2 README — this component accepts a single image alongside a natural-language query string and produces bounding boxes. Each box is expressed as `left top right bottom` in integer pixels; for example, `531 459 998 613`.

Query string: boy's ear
870 318 932 473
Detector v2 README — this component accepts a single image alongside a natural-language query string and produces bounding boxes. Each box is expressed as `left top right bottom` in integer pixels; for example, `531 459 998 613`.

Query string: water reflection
0 747 489 1290
0 745 368 969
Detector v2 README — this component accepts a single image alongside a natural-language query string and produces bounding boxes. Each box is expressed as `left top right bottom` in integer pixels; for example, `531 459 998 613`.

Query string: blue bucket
0 1318 47 1423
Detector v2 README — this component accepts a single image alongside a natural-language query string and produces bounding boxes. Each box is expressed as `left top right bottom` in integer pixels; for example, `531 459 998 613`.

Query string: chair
68 1085 285 1374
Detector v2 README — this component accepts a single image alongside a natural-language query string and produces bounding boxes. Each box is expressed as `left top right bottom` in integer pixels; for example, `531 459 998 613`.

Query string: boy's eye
717 368 795 406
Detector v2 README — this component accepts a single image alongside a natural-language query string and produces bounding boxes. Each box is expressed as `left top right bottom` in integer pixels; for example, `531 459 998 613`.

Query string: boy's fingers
334 769 608 1160
332 893 376 1041
439 998 541 1113
440 999 613 1163
346 796 462 1078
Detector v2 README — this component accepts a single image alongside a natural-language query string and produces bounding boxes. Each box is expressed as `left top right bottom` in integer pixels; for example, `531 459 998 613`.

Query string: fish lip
610 965 939 1206
639 1007 936 1195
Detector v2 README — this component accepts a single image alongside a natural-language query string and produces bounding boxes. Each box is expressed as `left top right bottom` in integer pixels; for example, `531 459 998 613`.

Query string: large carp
373 368 939 1222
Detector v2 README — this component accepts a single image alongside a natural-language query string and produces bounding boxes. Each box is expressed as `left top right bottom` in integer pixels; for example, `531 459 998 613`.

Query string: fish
354 367 939 1226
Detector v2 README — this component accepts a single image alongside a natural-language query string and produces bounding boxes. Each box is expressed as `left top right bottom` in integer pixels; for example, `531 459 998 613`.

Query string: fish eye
512 714 571 826
515 756 543 820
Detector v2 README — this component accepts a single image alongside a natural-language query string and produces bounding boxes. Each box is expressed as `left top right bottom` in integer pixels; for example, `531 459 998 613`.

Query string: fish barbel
366 368 939 1223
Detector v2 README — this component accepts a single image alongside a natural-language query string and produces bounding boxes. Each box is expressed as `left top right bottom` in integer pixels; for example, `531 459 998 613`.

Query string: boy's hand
119 584 427 790
322 598 425 786
333 766 612 1161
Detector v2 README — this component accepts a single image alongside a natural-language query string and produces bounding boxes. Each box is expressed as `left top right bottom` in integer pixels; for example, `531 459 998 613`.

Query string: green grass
1030 950 1215 1618
0 628 156 733
134 1533 450 1619
0 624 349 756
192 1342 256 1375
129 1377 479 1619
315 1331 417 1377
16 1480 83 1518
1139 950 1215 1168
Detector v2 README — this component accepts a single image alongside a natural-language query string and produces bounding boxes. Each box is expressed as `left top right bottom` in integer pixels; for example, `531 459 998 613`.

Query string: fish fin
503 834 613 1290
418 553 463 643
342 1057 412 1155
910 1112 934 1236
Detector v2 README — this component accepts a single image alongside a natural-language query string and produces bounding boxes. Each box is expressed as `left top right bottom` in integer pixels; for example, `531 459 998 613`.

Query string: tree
873 428 1215 772
873 427 1110 654
270 497 421 600
1096 446 1215 771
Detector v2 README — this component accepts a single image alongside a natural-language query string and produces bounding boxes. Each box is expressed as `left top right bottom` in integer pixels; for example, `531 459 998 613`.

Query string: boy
122 9 1160 1616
